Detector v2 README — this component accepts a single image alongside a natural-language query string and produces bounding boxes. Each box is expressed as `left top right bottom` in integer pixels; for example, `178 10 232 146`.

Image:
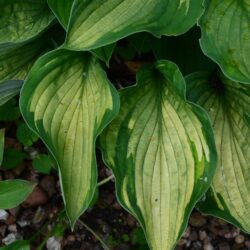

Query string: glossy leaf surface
199 0 250 83
0 180 36 209
65 0 204 50
20 49 119 226
0 0 54 44
100 61 217 249
187 72 250 232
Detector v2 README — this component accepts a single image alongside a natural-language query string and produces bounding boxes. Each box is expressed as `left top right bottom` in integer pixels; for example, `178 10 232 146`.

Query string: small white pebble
204 243 214 250
46 236 62 250
0 210 8 221
2 233 17 245
8 224 17 233
235 234 245 244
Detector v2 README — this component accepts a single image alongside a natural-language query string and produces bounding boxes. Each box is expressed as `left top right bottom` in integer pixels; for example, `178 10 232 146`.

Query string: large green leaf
20 49 120 226
0 36 50 84
100 61 217 250
199 0 250 84
187 71 250 232
0 80 23 106
65 0 204 51
0 0 54 44
0 180 36 209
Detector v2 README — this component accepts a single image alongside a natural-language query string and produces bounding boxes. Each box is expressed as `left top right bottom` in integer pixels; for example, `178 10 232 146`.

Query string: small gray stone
2 233 17 245
0 209 8 221
46 236 62 250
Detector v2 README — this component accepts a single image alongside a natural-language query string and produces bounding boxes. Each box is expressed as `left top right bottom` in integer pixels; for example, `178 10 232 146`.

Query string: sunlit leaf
187 71 250 232
0 180 36 209
100 61 217 249
20 49 119 226
65 0 204 50
0 0 54 44
199 0 250 83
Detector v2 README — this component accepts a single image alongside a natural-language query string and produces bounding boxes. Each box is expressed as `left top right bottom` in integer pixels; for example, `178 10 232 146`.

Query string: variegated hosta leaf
0 35 50 84
199 0 250 84
47 0 115 65
0 80 23 106
20 49 120 226
65 0 204 51
100 61 217 250
0 0 54 44
187 72 250 232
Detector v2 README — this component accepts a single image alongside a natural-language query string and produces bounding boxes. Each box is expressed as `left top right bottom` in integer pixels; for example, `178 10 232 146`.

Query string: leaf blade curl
20 49 120 227
100 61 217 250
187 71 250 232
199 0 250 83
65 0 204 51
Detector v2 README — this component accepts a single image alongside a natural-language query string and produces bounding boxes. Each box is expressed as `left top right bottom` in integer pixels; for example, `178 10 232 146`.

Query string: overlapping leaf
100 61 217 250
0 180 36 209
47 0 74 29
187 72 250 232
20 49 119 226
0 0 54 44
47 0 115 64
0 80 23 106
65 0 204 50
199 0 250 83
0 36 50 84
0 129 4 165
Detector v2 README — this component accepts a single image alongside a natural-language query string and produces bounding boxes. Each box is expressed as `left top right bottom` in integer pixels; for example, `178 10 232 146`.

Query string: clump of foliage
0 1 249 249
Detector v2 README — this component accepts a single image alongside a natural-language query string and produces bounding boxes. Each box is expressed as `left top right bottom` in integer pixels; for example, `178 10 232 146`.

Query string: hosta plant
0 0 249 249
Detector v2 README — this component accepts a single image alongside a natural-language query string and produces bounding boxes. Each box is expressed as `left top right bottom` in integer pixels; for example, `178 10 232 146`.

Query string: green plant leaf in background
20 49 120 227
1 148 26 170
16 122 39 147
199 0 250 84
0 80 23 106
0 0 54 44
100 61 217 250
32 154 53 174
151 26 216 76
0 129 4 165
0 240 30 250
65 0 204 51
0 99 20 121
187 71 250 232
0 180 36 209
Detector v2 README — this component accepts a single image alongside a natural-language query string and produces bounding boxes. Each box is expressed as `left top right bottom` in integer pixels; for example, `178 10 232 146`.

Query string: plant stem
78 220 111 250
97 175 114 187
